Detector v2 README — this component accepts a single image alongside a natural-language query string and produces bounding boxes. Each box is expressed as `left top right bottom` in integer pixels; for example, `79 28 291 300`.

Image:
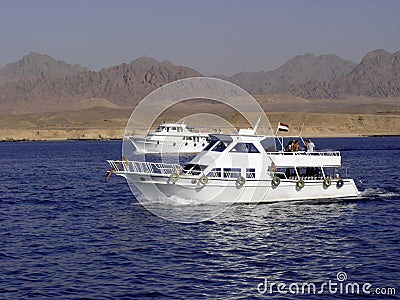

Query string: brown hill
0 52 88 86
330 49 400 97
0 55 202 113
215 53 356 94
1 49 400 115
286 49 400 98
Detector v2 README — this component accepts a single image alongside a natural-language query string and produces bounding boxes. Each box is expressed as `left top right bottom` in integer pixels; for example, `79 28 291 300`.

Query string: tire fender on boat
236 176 246 186
170 172 179 183
323 176 332 187
272 176 281 186
297 179 305 189
200 175 208 185
336 178 344 188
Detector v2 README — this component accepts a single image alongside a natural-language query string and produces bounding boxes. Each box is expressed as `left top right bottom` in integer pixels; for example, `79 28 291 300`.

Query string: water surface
0 138 399 298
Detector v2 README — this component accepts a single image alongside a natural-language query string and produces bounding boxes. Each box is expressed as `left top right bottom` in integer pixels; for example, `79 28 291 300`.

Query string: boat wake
137 194 221 207
359 188 399 198
134 194 231 223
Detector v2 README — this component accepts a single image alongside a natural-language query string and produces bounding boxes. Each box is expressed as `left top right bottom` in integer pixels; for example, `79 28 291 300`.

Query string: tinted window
230 143 259 153
212 141 230 152
203 140 218 151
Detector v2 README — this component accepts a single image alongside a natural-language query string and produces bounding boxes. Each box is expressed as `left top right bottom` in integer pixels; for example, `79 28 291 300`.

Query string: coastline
1 110 399 142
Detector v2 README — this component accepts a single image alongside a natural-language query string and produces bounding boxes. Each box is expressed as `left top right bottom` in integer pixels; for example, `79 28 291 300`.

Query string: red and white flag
278 122 289 132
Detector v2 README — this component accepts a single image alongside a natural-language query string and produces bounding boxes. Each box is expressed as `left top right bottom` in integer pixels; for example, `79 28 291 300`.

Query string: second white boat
127 122 210 154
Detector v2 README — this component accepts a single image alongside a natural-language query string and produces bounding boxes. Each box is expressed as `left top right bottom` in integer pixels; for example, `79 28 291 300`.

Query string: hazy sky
1 0 399 75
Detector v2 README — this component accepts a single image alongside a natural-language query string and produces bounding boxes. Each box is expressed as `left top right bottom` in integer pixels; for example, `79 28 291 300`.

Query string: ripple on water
0 139 399 299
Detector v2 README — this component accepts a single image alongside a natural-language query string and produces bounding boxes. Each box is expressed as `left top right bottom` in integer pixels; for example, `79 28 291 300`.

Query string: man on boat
306 138 315 153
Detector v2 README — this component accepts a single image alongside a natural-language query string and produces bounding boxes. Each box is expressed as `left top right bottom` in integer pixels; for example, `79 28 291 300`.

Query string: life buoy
200 175 208 185
324 176 332 187
336 178 344 188
297 179 305 189
169 172 179 183
236 176 246 186
272 176 280 186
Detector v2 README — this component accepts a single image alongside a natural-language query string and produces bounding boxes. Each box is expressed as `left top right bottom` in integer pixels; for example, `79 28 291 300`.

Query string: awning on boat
208 134 233 143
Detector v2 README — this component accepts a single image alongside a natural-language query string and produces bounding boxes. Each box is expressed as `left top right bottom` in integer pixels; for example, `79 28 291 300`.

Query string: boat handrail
271 171 287 179
266 151 340 156
107 160 180 175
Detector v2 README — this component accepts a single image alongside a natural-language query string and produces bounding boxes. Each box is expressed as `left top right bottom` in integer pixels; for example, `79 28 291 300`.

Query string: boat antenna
254 116 261 132
299 123 306 146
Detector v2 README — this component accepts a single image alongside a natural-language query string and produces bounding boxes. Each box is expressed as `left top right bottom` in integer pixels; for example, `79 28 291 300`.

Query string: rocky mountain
0 54 202 113
216 53 356 94
1 49 399 114
286 49 400 98
329 49 400 97
0 52 88 86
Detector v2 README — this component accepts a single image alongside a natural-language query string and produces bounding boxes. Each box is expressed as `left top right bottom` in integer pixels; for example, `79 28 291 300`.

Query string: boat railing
266 151 340 156
223 170 242 179
107 160 180 175
271 165 351 181
271 171 287 179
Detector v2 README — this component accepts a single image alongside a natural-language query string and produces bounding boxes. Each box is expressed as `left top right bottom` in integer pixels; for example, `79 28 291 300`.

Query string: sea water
0 138 399 299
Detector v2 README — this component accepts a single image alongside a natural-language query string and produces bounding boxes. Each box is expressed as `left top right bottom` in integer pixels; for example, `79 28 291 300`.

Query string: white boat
127 122 210 153
107 128 360 204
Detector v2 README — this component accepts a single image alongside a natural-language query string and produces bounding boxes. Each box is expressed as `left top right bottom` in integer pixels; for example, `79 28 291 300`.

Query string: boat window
155 126 164 132
172 127 177 131
223 168 241 178
212 141 230 152
207 168 221 178
230 142 260 153
261 138 276 152
203 140 218 151
246 168 256 179
183 164 205 175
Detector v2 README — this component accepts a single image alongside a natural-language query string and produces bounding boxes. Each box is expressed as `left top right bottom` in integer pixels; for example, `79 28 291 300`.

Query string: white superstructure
108 128 360 204
127 122 210 154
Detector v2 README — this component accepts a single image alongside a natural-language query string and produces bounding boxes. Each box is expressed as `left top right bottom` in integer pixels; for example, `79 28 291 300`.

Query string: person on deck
293 140 300 151
286 139 294 151
306 138 315 153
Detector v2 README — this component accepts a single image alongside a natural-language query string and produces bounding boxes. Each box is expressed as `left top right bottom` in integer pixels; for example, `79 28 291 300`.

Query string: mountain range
0 49 399 113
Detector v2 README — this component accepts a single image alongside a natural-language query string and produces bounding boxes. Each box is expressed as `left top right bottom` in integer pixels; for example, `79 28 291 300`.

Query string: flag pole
275 122 284 151
275 122 279 136
299 123 306 147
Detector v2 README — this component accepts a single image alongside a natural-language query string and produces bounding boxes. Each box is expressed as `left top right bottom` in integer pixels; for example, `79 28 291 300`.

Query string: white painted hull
129 137 208 154
121 173 360 204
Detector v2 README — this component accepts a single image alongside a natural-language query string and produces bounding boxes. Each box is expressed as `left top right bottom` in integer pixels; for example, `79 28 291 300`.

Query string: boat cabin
154 123 189 133
182 133 344 181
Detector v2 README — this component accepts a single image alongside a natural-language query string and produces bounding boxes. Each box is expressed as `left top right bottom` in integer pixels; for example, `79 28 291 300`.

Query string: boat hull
129 137 208 154
120 173 360 204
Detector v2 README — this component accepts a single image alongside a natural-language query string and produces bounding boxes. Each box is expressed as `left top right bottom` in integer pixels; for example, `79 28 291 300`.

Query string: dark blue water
0 138 399 299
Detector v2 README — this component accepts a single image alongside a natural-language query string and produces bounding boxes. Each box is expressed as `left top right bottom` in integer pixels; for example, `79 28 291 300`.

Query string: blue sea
0 137 399 299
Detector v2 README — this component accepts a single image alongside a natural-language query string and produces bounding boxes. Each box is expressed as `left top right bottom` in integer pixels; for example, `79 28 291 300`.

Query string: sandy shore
0 109 399 141
1 96 399 141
